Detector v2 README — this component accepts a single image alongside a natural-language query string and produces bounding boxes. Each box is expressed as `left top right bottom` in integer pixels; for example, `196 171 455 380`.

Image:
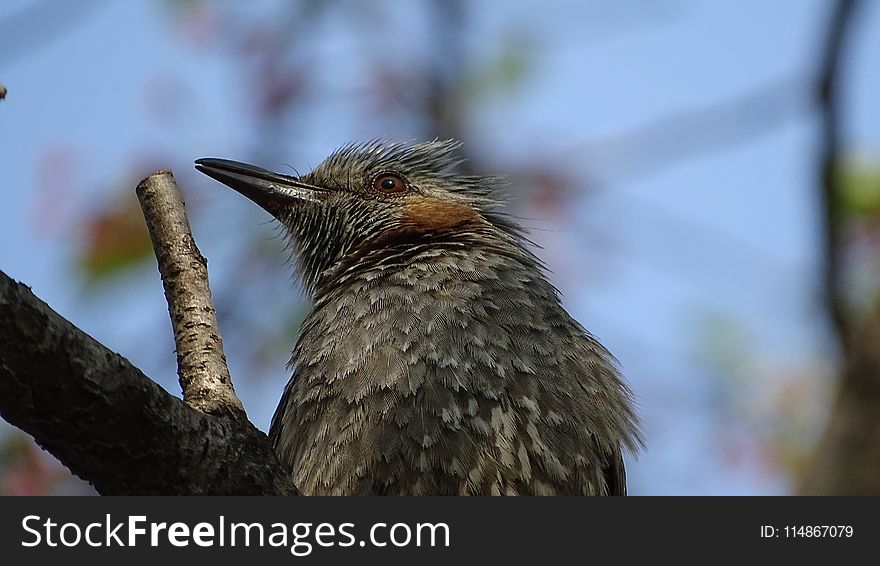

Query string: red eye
373 173 407 194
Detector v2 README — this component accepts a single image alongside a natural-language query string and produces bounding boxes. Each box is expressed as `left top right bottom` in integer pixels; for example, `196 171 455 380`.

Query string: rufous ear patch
401 196 486 232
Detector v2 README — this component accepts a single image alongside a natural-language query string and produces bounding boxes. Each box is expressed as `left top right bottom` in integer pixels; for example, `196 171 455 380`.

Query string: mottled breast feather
269 239 639 495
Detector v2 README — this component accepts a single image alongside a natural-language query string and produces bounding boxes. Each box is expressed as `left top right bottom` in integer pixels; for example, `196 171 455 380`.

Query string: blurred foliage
836 156 880 317
838 157 880 218
77 193 152 280
0 431 93 495
693 311 830 487
461 36 535 102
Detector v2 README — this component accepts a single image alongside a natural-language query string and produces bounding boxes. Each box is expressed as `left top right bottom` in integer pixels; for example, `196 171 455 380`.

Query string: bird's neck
312 229 547 303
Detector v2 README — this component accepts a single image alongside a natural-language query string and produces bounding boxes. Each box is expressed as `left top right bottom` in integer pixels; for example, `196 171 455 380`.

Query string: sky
1 0 878 494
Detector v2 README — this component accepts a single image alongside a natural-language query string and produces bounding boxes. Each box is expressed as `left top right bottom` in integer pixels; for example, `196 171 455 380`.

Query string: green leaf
837 158 880 218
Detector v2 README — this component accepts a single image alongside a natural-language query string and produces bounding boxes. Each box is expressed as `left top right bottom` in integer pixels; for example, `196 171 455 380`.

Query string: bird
195 140 640 495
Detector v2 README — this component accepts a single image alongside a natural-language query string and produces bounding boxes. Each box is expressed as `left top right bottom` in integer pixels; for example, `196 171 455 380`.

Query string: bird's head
196 140 523 293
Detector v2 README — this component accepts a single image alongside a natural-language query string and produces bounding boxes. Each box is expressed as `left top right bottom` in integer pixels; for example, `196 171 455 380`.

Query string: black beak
194 158 326 213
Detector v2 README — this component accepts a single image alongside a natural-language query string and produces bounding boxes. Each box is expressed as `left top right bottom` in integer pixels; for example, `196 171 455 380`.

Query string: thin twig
136 170 245 417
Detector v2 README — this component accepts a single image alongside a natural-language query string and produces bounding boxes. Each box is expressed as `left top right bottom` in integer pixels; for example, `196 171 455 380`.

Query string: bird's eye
373 173 407 194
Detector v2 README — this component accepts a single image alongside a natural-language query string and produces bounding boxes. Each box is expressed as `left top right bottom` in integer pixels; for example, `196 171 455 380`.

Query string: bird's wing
268 374 297 450
604 448 627 496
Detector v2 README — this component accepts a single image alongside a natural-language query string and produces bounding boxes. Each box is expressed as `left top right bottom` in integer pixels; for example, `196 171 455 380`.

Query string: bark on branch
0 270 297 494
136 170 243 417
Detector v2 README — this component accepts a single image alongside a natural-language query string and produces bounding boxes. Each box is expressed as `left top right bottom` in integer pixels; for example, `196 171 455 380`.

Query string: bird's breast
270 251 633 495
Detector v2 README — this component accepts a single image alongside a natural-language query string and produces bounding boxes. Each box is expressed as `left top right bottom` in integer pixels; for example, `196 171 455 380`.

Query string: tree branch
0 269 298 494
799 0 880 495
817 0 856 350
136 170 244 417
0 169 300 493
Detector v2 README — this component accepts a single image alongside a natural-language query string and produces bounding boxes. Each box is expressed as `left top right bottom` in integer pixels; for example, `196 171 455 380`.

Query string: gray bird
195 140 640 495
